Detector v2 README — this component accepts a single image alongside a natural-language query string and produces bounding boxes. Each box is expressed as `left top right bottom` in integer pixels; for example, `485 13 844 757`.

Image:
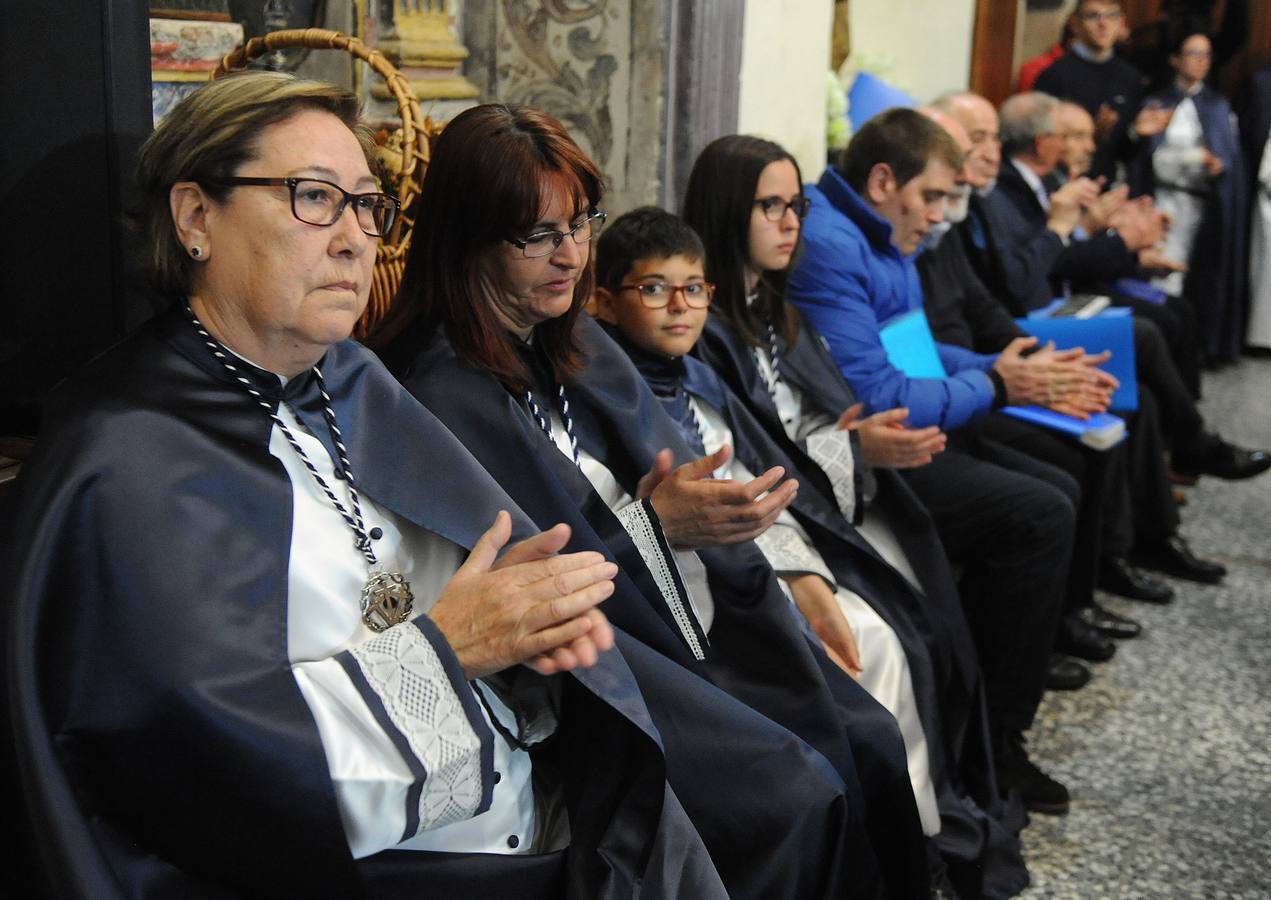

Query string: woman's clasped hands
429 510 617 680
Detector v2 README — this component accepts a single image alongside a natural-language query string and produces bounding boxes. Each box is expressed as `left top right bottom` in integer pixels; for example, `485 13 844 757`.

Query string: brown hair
682 134 804 348
134 71 371 298
376 104 604 392
838 107 965 194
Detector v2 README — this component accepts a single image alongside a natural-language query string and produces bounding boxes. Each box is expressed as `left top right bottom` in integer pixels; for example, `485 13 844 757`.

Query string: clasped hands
638 446 798 551
993 336 1120 420
429 511 616 680
835 402 945 469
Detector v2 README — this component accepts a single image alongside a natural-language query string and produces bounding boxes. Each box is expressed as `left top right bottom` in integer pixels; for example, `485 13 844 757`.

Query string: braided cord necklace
525 383 581 466
187 306 414 632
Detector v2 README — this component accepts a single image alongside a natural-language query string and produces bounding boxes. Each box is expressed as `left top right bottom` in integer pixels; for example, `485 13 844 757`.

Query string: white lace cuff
614 498 708 660
754 521 836 587
337 616 493 838
804 425 858 523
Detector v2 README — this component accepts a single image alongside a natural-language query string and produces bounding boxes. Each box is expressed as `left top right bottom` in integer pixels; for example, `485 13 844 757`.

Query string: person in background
936 91 1190 607
1035 0 1167 183
1129 30 1248 364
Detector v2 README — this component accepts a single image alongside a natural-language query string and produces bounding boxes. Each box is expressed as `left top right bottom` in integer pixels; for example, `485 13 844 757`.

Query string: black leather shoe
1055 614 1116 662
1045 654 1091 691
1098 556 1175 604
1133 535 1226 584
1077 602 1141 639
994 730 1070 815
1173 435 1271 480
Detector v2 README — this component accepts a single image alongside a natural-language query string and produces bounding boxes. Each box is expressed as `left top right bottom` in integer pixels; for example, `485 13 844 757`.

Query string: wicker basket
213 28 440 339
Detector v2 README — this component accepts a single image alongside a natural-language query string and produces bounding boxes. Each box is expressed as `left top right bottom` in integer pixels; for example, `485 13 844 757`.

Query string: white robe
1248 131 1271 348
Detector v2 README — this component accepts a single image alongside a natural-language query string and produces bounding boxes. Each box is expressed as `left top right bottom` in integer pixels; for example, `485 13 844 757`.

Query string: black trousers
1103 386 1180 550
979 412 1110 615
1130 315 1205 450
1113 292 1201 399
900 438 1073 734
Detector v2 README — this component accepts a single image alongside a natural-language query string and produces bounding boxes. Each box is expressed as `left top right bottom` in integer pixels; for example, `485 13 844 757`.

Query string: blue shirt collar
1071 41 1114 64
816 166 898 253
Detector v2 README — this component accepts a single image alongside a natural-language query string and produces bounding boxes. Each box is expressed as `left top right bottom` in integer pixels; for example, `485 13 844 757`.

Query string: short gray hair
998 92 1060 159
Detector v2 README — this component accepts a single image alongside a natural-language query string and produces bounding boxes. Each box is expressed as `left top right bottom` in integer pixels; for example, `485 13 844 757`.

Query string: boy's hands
639 446 798 550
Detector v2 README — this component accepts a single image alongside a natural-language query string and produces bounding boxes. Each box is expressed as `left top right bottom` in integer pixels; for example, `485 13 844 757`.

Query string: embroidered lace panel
348 624 486 832
615 500 707 660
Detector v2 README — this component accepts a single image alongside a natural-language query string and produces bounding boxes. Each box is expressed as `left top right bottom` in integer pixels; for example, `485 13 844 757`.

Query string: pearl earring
190 246 202 258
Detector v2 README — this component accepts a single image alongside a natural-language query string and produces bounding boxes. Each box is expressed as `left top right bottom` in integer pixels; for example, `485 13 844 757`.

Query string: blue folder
847 72 918 131
1016 315 1138 412
1000 406 1127 450
878 308 1133 450
878 309 946 377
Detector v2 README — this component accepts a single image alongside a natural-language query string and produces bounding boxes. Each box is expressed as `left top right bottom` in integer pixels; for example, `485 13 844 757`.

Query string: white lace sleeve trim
344 620 490 834
615 499 707 661
804 425 858 523
754 520 836 586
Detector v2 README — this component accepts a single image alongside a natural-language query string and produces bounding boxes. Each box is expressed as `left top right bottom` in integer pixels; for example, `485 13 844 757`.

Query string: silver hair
928 92 970 117
998 92 1060 159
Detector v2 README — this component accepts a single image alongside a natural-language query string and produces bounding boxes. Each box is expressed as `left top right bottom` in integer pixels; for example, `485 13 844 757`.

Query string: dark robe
695 312 1030 899
1130 83 1250 362
3 310 729 899
386 313 931 899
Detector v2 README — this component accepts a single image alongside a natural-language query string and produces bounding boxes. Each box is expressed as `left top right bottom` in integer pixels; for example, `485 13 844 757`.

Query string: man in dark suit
940 90 1268 585
1034 0 1166 182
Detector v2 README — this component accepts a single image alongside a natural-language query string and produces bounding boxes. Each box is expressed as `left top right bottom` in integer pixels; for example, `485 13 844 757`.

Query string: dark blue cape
386 312 931 899
3 310 729 899
696 313 1030 898
1130 84 1249 361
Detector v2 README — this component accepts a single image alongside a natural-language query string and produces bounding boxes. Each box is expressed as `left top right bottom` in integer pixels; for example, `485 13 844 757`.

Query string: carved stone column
374 0 480 103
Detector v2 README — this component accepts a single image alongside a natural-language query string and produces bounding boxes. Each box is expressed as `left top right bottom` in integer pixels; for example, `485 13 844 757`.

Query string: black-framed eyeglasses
203 176 399 238
754 195 811 222
507 210 607 259
620 280 716 309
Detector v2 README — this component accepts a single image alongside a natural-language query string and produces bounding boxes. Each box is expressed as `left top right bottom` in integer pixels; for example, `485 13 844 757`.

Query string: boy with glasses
593 203 949 846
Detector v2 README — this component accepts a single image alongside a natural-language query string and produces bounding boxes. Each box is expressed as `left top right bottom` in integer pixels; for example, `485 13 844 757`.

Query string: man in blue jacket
789 107 1078 815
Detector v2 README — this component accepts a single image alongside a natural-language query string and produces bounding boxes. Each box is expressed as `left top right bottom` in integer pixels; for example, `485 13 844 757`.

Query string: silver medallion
360 571 415 632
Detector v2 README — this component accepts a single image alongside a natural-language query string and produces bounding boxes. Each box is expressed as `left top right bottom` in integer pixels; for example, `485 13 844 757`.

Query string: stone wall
465 0 670 216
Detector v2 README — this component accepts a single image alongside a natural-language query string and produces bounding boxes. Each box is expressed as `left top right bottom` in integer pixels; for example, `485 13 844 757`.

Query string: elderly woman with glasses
375 102 932 899
4 72 737 898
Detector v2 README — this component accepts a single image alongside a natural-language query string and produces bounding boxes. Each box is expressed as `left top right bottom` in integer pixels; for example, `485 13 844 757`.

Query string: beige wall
1019 0 1077 80
848 0 977 102
738 0 835 182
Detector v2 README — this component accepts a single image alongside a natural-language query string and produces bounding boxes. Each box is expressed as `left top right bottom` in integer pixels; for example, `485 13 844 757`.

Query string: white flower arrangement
827 52 908 151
